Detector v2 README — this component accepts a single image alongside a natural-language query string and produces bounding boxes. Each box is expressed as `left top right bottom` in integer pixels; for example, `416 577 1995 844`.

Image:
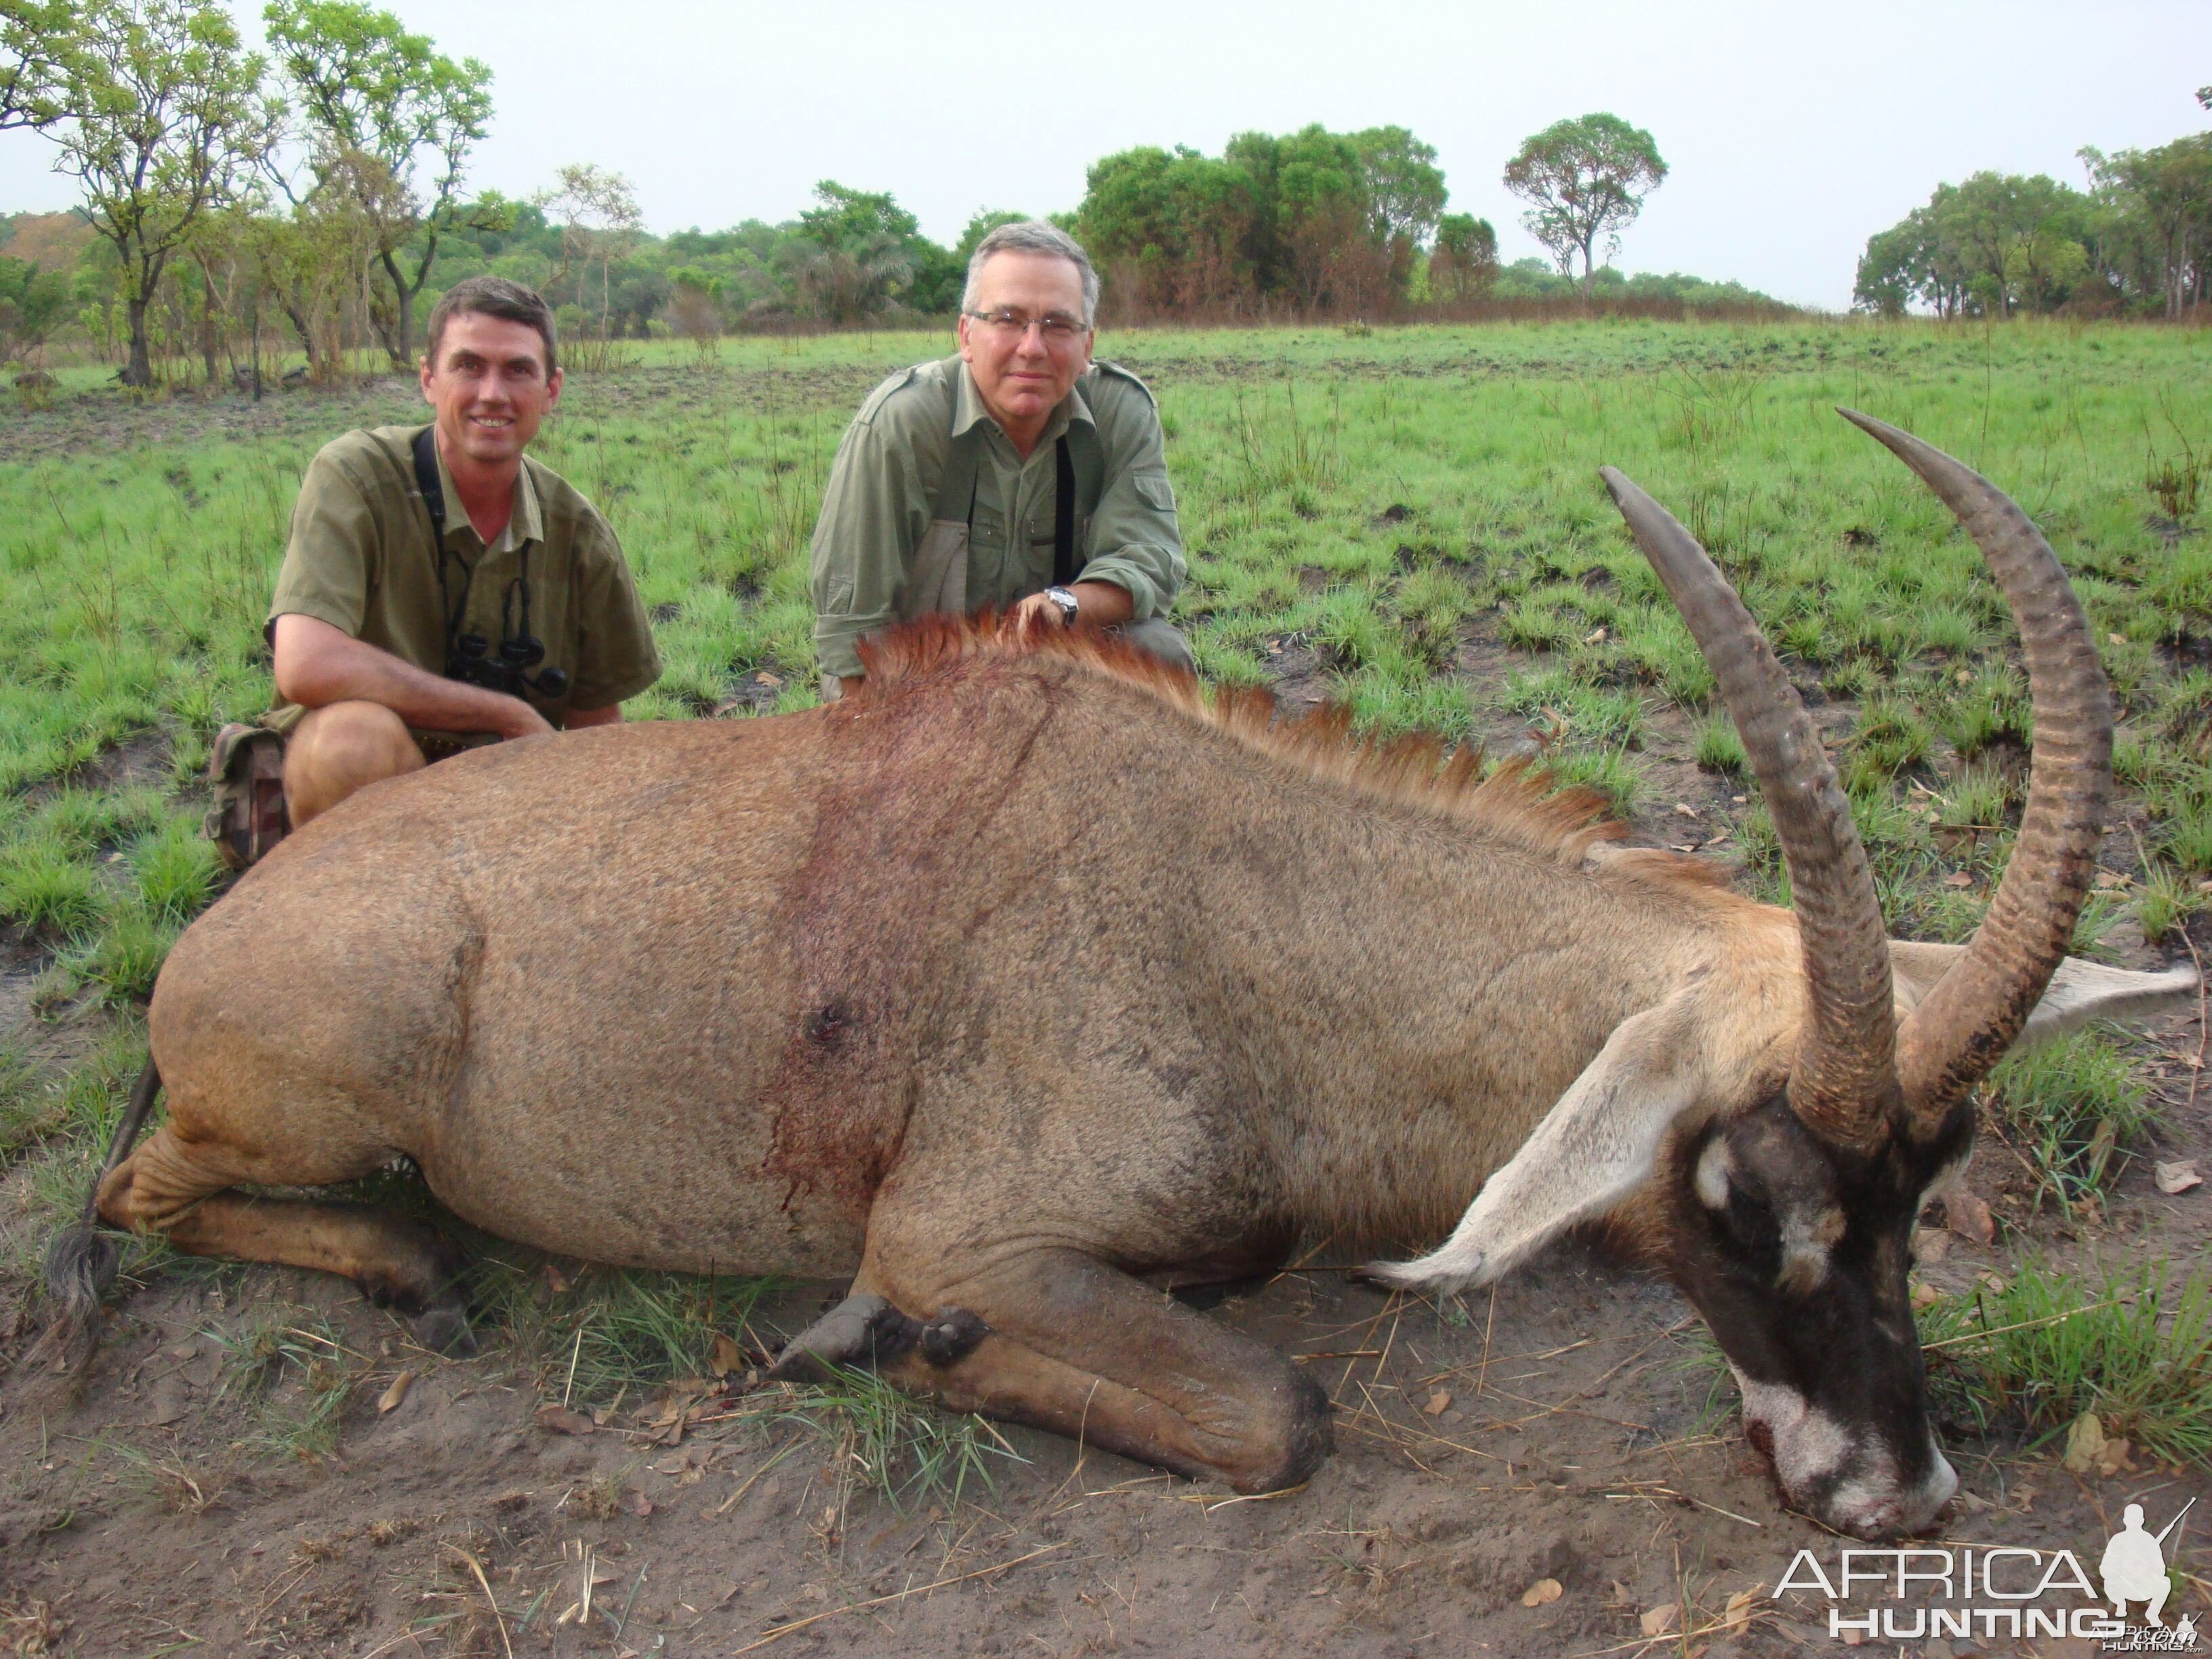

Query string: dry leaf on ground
376 1370 413 1414
535 1404 596 1436
708 1332 745 1376
1640 1602 1679 1637
2154 1160 2202 1195
1521 1578 1562 1607
1721 1587 1759 1630
1944 1191 1995 1245
1422 1389 1452 1417
2062 1411 2106 1474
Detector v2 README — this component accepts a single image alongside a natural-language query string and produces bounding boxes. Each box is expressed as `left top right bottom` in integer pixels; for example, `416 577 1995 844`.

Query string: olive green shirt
265 424 661 732
808 356 1185 680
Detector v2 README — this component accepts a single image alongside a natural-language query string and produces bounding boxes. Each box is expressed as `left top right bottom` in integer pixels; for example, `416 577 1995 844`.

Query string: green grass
1984 1026 2156 1204
1921 1261 2212 1467
2 315 2208 1478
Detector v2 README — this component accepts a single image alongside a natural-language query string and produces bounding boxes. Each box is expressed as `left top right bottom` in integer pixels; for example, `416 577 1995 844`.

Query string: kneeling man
809 221 1191 697
210 277 661 867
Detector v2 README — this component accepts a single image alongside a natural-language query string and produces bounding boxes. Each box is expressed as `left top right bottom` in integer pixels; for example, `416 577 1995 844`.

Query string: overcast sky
3 0 2205 310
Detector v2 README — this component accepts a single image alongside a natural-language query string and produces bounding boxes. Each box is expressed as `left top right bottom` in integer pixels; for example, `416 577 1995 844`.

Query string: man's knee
1113 617 1194 674
285 701 423 825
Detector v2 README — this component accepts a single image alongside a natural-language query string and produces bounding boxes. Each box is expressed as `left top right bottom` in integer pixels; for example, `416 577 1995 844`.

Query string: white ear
1368 991 1706 1297
1889 941 2199 1052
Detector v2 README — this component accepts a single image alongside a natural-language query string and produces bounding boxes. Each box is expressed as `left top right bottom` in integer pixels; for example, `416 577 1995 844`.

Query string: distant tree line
3 0 1775 386
1855 90 2212 320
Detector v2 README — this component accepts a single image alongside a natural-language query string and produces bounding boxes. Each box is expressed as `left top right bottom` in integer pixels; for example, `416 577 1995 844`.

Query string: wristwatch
1042 586 1080 626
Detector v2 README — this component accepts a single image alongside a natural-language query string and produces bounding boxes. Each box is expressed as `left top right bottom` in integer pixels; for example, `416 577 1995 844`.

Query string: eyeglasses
963 308 1090 344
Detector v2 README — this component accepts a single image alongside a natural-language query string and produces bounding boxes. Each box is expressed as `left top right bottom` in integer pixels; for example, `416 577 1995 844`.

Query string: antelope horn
1837 411 2112 1133
1601 468 1897 1148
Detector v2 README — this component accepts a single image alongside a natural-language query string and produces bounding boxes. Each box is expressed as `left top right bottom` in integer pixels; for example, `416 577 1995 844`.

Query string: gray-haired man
808 221 1191 696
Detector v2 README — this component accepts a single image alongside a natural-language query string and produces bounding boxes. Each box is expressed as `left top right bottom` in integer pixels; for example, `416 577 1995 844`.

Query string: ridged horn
1600 467 1897 1149
1837 410 2112 1133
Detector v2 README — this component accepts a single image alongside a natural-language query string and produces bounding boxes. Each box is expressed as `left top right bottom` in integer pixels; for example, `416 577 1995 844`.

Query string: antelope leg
867 1246 1331 1494
98 1125 474 1353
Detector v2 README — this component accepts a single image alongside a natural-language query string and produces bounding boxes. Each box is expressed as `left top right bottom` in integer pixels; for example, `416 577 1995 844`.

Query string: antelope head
1375 411 2198 1538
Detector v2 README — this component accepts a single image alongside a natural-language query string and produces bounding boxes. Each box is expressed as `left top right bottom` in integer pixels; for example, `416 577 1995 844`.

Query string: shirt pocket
1132 470 1177 513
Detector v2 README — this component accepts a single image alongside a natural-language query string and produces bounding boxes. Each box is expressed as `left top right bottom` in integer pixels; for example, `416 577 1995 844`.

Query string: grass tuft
1921 1261 2212 1467
1984 1027 2152 1203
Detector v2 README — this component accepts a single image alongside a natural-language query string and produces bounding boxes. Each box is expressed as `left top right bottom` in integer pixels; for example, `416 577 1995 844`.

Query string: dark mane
851 615 1732 889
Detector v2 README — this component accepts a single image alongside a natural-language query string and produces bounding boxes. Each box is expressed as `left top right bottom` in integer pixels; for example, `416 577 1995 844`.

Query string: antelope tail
35 1057 162 1373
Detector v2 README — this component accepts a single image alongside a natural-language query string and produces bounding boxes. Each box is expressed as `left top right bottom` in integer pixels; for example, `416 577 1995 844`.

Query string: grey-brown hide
52 423 2197 1535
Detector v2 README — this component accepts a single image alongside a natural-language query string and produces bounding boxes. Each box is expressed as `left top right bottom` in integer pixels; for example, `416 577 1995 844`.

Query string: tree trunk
379 249 413 367
123 294 153 387
200 283 220 387
283 300 319 377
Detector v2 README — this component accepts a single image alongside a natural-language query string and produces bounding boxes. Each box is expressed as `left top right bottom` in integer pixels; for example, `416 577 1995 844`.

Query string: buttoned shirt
808 356 1185 680
265 424 661 731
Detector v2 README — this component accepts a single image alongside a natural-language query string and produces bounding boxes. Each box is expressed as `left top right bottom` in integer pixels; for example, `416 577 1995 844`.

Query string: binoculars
445 632 571 701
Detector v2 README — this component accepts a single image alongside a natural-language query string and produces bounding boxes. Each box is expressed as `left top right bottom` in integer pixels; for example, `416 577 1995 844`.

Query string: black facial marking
1668 1093 1975 1528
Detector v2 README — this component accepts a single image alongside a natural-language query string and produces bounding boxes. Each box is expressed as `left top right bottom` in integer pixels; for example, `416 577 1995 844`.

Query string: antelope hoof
766 1292 920 1381
919 1306 988 1367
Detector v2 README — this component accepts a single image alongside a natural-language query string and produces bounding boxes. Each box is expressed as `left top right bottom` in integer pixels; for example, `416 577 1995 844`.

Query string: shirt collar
430 432 541 554
951 359 1095 454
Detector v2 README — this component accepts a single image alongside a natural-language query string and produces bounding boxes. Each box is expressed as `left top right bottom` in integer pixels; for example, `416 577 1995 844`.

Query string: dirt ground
1 1135 2207 1659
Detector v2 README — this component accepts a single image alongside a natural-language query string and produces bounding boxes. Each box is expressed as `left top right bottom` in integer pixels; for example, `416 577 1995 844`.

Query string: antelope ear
1368 991 1706 1296
1889 941 2198 1051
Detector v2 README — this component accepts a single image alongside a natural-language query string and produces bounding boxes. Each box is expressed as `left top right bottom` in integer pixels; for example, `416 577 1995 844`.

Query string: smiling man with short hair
206 276 661 869
808 221 1189 696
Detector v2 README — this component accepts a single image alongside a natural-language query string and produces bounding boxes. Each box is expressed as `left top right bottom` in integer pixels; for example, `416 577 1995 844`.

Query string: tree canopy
53 0 269 384
1856 125 2211 320
1502 113 1667 300
264 0 493 363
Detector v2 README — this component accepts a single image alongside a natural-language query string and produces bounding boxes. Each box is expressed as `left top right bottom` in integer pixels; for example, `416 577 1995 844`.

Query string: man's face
957 251 1093 436
420 312 562 470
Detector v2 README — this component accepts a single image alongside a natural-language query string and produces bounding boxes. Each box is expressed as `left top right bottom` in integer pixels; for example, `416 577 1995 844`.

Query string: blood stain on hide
807 1002 854 1044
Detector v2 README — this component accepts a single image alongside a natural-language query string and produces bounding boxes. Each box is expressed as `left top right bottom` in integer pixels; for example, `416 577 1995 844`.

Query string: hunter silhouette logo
2102 1499 2191 1627
1774 1495 2198 1647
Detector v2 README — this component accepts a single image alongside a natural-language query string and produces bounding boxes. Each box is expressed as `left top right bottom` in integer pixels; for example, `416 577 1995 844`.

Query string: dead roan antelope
45 412 2196 1540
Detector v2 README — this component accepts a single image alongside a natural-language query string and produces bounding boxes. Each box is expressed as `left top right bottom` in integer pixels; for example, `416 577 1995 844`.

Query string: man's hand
1002 580 1134 644
274 613 554 737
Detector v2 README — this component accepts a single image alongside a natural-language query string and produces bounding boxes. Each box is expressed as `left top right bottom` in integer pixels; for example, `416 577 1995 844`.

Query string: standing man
808 222 1189 697
208 276 662 868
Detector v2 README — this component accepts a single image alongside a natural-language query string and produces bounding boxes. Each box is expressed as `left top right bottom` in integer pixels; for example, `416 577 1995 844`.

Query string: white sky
3 0 2205 310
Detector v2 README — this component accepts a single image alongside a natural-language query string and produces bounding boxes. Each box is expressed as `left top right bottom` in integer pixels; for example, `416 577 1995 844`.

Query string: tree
263 0 493 365
2083 138 2212 319
1502 113 1667 302
954 209 1028 264
53 0 270 386
1351 125 1446 249
535 163 642 360
0 251 70 359
780 179 926 322
1081 144 1261 314
1 0 77 131
665 264 718 361
1429 212 1498 302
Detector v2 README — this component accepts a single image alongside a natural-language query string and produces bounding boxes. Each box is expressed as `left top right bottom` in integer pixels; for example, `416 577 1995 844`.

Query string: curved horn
1837 411 2113 1132
1600 468 1896 1149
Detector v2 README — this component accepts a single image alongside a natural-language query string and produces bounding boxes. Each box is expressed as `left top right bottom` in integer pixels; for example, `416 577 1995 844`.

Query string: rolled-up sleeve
809 398 935 680
567 513 663 711
1078 386 1185 621
268 448 377 638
